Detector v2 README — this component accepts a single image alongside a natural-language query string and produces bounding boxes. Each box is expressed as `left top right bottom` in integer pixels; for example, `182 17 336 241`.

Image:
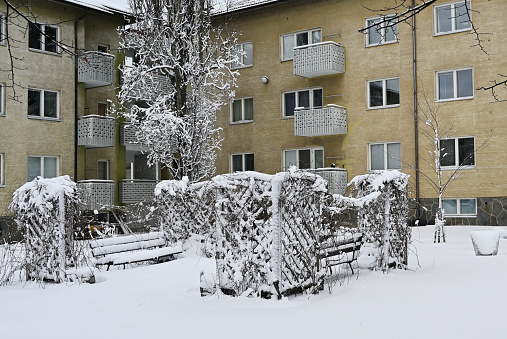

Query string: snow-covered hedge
8 176 80 283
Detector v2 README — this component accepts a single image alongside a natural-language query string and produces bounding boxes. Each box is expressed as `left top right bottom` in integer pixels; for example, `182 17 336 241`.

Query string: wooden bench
319 232 362 274
90 231 183 270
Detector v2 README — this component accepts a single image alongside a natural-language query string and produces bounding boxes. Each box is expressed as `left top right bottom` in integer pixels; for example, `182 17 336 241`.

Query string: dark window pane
455 1 471 31
436 5 452 33
313 89 323 107
369 81 383 107
232 99 242 122
45 26 58 53
232 155 243 172
458 137 474 166
28 89 41 116
387 143 401 169
460 198 476 214
28 23 41 50
440 139 456 167
385 17 398 42
298 149 311 169
371 144 385 170
243 42 253 66
98 161 108 180
284 92 295 116
44 91 57 118
457 69 473 98
386 78 400 105
296 32 308 47
438 72 454 100
442 199 457 214
243 98 253 120
244 154 254 171
98 45 108 53
314 149 323 169
27 156 41 181
43 157 57 178
298 90 310 109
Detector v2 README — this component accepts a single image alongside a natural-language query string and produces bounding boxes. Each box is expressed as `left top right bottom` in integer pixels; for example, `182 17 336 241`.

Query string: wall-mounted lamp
261 75 269 84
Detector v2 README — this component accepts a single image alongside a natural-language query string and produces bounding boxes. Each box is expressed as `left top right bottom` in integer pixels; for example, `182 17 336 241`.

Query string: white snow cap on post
470 230 501 256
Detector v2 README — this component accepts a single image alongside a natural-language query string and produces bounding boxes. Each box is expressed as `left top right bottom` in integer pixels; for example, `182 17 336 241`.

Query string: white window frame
0 13 6 45
231 153 254 172
231 41 253 69
282 87 323 118
97 160 110 180
27 87 59 119
442 198 477 216
368 142 402 171
439 136 475 169
367 77 400 109
365 14 398 47
283 147 324 171
27 155 59 181
0 153 4 187
28 23 60 54
0 83 4 116
281 28 322 61
230 97 253 123
436 67 474 102
434 1 472 36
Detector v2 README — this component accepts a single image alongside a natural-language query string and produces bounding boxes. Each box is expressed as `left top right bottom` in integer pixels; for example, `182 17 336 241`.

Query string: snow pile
470 230 500 256
8 176 81 283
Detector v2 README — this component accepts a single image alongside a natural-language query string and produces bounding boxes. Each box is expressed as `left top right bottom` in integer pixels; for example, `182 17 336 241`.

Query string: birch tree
118 0 239 183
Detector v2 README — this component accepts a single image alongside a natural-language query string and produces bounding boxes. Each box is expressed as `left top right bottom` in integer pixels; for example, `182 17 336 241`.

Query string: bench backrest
91 231 166 257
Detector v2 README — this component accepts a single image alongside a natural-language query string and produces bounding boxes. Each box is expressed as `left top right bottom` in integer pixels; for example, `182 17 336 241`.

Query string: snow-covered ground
1 225 505 339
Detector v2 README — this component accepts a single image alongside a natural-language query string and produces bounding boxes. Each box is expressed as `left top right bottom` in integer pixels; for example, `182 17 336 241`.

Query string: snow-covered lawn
1 226 506 339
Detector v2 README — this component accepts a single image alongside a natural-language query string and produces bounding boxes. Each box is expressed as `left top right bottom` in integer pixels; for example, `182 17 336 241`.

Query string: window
283 88 323 117
28 23 59 53
0 153 4 186
231 97 253 123
231 42 253 69
369 142 401 171
435 1 471 35
231 153 254 172
367 77 400 108
28 88 58 119
437 68 473 101
98 44 109 53
365 15 398 46
0 13 5 44
442 198 477 216
281 29 321 61
283 147 323 170
27 156 58 181
97 160 109 180
439 137 475 168
0 83 4 115
97 102 109 116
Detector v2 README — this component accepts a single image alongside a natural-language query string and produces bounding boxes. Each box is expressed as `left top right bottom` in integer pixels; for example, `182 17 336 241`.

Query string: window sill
0 185 5 188
28 116 60 122
365 40 398 48
28 48 61 57
281 115 294 120
230 120 253 125
231 65 253 70
436 96 473 103
445 214 477 218
0 114 5 117
366 104 400 110
434 28 472 37
441 165 476 171
280 58 292 63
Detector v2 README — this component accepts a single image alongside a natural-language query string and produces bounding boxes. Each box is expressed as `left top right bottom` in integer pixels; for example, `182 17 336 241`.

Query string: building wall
216 0 507 225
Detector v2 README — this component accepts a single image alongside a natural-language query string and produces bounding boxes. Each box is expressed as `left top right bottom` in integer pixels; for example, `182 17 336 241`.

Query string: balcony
78 52 115 88
120 122 148 150
294 105 347 137
293 42 345 78
119 180 158 204
78 115 115 148
310 168 348 195
125 71 172 102
78 180 115 210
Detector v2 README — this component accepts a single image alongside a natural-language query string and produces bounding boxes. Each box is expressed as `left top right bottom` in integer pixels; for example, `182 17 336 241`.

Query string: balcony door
126 150 160 180
283 147 323 170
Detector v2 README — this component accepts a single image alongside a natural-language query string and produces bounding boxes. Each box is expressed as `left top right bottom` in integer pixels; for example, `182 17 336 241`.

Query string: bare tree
117 0 239 183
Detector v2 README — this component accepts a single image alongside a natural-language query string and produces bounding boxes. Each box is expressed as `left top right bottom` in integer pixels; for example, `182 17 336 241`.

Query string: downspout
74 14 86 181
412 0 420 222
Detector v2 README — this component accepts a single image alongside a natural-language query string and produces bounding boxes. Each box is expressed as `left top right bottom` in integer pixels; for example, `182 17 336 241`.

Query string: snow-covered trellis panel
9 176 80 283
349 171 410 271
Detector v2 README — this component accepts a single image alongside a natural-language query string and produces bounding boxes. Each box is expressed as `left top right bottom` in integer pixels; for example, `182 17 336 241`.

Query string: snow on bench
90 231 183 270
319 232 362 274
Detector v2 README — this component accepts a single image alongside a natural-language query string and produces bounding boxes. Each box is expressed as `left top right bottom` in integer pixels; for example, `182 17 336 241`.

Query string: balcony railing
78 51 115 88
309 168 348 195
78 180 115 210
119 180 158 204
125 71 172 101
78 115 115 148
293 42 345 78
294 105 347 137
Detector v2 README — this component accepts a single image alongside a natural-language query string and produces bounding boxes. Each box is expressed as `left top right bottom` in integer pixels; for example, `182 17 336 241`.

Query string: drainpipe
412 0 420 222
74 14 86 181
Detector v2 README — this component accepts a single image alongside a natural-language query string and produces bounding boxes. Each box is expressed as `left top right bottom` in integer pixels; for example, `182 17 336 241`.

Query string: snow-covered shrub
8 176 80 283
349 171 410 271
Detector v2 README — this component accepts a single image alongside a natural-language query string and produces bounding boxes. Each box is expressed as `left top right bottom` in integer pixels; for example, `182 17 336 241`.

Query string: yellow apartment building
215 0 507 225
